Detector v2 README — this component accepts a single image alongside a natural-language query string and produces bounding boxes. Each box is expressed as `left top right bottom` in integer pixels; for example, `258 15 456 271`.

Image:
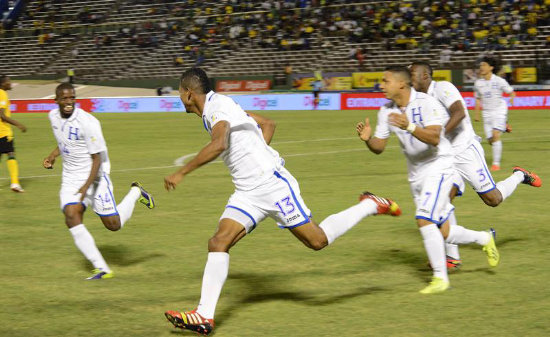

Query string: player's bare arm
77 152 101 200
474 99 481 122
445 100 466 133
43 146 60 169
389 112 441 146
356 117 387 154
165 121 230 191
510 91 515 106
247 112 276 144
0 107 26 132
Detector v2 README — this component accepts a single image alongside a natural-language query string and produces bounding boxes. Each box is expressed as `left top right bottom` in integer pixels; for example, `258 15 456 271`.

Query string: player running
474 56 515 171
43 83 155 280
163 68 400 335
357 67 499 294
409 62 542 269
0 75 27 192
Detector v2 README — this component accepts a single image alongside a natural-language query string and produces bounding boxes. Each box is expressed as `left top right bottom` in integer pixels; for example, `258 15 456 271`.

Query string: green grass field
1 109 549 337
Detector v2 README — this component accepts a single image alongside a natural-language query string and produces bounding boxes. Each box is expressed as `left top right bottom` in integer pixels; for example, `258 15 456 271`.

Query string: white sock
69 224 110 273
445 225 490 246
445 212 460 260
496 171 524 201
117 186 140 227
319 199 378 245
196 252 230 320
419 224 448 282
492 140 502 166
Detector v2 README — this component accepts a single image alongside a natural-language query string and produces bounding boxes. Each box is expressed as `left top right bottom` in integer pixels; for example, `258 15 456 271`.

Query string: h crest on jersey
67 126 80 140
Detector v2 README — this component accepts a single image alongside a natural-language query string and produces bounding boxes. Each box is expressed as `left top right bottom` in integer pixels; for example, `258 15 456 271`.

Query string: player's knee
208 236 232 252
481 193 502 207
304 237 328 251
100 216 121 231
64 209 82 227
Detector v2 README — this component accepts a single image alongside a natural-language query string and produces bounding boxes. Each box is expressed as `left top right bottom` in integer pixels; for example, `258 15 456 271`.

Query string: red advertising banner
216 80 272 92
341 91 550 110
10 99 94 113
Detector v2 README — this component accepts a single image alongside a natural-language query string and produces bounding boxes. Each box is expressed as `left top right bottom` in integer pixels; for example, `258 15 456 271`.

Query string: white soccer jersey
427 80 476 153
474 74 513 112
202 91 283 191
374 88 454 182
48 107 111 183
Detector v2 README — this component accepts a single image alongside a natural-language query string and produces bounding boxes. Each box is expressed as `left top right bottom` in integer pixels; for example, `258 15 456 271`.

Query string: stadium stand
0 0 548 83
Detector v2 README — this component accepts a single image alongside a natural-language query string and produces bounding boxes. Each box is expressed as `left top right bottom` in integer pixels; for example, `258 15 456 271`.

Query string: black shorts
0 137 15 154
313 90 320 98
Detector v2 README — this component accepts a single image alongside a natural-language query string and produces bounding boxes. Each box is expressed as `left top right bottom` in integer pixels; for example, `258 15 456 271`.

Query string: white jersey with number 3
48 108 111 184
201 91 283 191
374 88 454 182
427 80 476 154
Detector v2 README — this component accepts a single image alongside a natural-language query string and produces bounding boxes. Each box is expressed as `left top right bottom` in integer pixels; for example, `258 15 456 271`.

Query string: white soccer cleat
10 183 25 193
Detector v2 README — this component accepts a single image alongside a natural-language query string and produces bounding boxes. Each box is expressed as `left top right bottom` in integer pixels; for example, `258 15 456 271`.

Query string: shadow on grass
212 271 386 326
80 244 165 270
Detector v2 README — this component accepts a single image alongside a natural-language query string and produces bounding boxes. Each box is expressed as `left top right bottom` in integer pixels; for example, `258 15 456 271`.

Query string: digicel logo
218 81 243 92
244 80 270 91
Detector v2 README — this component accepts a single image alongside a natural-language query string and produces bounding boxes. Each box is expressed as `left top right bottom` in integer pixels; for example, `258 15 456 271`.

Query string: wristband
406 123 416 133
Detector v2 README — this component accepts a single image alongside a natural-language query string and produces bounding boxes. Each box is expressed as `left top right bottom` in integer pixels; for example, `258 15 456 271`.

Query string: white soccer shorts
453 141 497 194
482 108 507 139
220 167 312 233
411 169 455 226
59 173 119 216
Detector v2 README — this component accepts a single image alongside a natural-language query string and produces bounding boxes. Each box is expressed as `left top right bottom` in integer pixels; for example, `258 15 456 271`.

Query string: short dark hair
55 82 75 97
410 61 433 77
385 66 412 86
0 75 9 85
180 68 211 94
480 56 500 73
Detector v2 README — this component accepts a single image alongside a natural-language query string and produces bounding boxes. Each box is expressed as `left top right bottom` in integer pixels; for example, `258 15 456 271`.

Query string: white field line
3 134 547 181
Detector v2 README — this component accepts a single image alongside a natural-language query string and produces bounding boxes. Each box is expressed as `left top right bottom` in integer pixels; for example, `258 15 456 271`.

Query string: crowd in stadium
17 0 549 67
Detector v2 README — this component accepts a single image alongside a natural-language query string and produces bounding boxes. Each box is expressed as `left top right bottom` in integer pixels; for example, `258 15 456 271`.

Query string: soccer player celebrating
409 62 542 268
356 67 498 294
163 68 400 335
474 56 515 171
42 83 155 280
0 75 27 192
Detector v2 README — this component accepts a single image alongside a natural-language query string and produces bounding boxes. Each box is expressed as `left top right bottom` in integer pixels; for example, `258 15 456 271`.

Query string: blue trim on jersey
430 175 445 220
202 116 209 131
273 171 309 224
62 202 86 213
477 186 497 195
416 215 442 226
102 174 119 215
453 183 463 197
278 217 311 229
470 143 496 189
226 205 257 228
97 211 119 217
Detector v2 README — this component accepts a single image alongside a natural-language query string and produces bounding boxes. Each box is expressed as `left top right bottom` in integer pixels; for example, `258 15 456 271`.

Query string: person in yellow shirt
0 75 27 192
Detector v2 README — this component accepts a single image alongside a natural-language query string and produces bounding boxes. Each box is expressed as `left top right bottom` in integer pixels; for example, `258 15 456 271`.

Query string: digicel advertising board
9 91 550 113
341 91 550 110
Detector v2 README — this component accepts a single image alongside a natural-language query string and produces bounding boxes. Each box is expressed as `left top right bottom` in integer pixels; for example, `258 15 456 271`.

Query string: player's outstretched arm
248 112 276 144
445 100 466 134
43 146 60 169
0 108 26 132
165 121 230 190
356 117 387 154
